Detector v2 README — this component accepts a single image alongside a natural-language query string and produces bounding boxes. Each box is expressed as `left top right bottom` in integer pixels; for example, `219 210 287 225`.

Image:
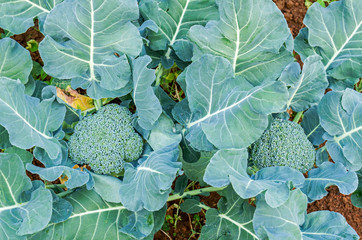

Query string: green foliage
26 39 39 52
68 104 143 175
251 119 315 173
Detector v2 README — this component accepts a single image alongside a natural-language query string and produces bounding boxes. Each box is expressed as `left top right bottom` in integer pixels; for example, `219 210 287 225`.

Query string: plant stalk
57 189 75 198
94 99 103 110
155 63 164 86
167 186 226 202
293 111 303 123
45 183 66 189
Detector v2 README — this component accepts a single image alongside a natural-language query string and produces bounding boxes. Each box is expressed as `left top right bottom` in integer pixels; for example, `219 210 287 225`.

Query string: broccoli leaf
204 149 305 208
0 126 11 149
200 186 257 240
254 189 307 240
119 144 181 211
280 55 328 112
301 105 325 146
301 162 358 202
90 172 123 203
139 0 218 61
181 151 213 186
0 0 62 34
301 211 359 240
188 0 293 85
255 189 359 240
132 55 162 130
351 170 362 208
29 190 165 240
0 77 65 159
26 163 90 190
318 88 362 171
147 114 182 151
0 153 53 238
4 147 33 167
297 0 362 80
183 54 288 149
39 0 142 99
0 38 32 84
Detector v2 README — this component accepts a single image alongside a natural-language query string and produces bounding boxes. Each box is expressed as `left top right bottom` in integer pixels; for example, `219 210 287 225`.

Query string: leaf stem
155 63 164 86
45 183 66 189
94 99 103 110
199 203 210 211
293 111 303 123
306 123 321 138
167 186 226 202
57 189 75 198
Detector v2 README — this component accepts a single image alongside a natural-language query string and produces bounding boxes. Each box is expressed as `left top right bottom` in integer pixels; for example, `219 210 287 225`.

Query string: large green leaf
119 144 181 211
39 0 143 99
147 114 182 151
254 189 307 240
188 0 293 84
301 211 359 240
29 190 165 239
183 55 288 150
254 189 359 239
318 88 362 171
200 187 257 240
0 153 52 238
0 77 65 159
0 125 11 149
139 0 219 60
301 106 325 146
181 151 213 186
0 38 32 84
0 0 62 34
280 55 328 112
204 149 305 208
297 0 362 80
301 162 358 202
132 56 162 130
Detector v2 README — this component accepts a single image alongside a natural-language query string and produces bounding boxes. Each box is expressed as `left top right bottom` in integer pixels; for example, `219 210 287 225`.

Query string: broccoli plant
68 104 143 175
251 118 315 173
0 0 361 239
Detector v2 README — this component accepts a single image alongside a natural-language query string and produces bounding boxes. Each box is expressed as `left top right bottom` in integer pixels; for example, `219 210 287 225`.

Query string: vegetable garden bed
0 0 361 239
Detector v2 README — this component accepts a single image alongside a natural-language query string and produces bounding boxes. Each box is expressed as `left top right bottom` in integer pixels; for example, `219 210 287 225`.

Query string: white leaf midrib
286 73 305 108
23 0 50 13
219 214 259 239
89 0 95 81
0 98 52 140
187 84 267 128
324 21 362 70
165 0 190 58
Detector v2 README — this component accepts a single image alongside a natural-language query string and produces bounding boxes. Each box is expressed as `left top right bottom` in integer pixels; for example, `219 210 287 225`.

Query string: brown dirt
9 20 45 65
154 184 221 240
273 0 307 37
308 186 362 237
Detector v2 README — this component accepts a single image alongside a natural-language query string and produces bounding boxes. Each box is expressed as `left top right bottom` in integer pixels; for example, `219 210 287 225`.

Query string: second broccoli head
69 104 143 175
250 118 315 173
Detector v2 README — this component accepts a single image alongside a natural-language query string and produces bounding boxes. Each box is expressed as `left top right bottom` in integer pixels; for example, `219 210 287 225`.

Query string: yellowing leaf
56 86 94 111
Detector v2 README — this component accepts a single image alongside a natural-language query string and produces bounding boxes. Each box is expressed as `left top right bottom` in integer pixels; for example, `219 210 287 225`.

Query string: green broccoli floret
68 104 143 175
250 118 315 173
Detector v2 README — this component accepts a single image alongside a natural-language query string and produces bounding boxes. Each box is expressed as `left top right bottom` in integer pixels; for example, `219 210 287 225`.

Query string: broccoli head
250 118 315 173
68 104 143 175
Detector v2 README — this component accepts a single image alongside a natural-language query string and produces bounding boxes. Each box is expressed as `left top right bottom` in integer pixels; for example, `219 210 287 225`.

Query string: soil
308 186 362 236
9 20 45 65
273 0 307 37
154 187 221 240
